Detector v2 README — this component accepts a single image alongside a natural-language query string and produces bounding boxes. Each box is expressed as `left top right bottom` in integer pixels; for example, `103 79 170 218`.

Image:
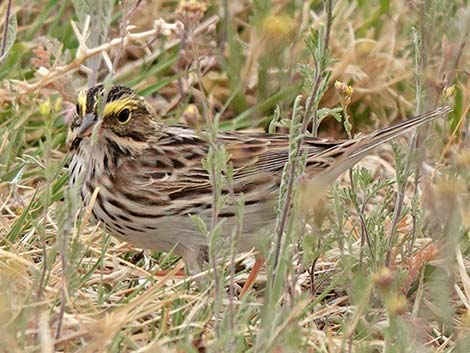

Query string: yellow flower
372 267 394 290
181 104 201 127
443 85 456 98
335 80 353 97
387 294 408 315
39 99 51 116
262 15 295 47
54 97 63 112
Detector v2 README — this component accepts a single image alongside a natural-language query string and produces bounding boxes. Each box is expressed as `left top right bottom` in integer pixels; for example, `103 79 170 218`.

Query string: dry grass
1 0 470 352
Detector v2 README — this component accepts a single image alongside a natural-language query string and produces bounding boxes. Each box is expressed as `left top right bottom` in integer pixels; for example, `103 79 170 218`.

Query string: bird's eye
117 108 131 124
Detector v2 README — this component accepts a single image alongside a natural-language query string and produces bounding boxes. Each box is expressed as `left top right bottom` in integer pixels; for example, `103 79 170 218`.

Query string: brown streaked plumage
67 84 450 272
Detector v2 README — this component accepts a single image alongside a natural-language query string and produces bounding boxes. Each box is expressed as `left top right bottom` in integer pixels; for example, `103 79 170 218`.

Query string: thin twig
36 185 49 301
226 179 243 344
116 15 217 80
0 0 13 61
308 232 323 296
110 1 141 76
36 117 55 300
55 219 70 339
15 17 184 94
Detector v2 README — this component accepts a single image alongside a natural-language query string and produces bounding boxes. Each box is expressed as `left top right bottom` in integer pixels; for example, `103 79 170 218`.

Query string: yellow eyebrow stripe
103 98 138 117
77 90 87 115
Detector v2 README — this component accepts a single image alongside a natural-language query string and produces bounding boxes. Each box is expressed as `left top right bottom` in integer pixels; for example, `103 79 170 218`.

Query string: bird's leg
240 258 264 296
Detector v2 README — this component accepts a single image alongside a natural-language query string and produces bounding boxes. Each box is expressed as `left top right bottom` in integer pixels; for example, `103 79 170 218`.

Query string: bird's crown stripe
77 90 87 115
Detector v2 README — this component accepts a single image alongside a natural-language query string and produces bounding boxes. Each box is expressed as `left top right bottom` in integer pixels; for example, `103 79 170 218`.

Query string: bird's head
67 84 158 151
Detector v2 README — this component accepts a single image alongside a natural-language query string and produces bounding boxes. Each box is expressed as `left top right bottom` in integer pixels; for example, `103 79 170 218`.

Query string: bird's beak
77 113 97 137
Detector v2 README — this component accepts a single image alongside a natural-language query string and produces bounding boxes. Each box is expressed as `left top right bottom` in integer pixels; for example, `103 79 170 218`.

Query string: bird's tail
302 106 452 208
346 106 451 162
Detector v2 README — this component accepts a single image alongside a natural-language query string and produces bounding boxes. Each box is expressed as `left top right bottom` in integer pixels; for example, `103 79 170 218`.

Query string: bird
67 84 450 293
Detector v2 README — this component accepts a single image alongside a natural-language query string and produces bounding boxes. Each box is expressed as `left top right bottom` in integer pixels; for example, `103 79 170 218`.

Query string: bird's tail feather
326 106 450 179
348 106 451 161
302 106 451 209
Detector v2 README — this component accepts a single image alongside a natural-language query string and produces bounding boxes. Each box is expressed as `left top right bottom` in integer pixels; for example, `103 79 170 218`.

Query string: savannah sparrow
67 84 450 273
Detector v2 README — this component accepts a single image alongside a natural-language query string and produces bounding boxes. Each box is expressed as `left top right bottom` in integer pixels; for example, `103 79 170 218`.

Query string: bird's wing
216 132 343 179
118 126 340 214
150 126 344 183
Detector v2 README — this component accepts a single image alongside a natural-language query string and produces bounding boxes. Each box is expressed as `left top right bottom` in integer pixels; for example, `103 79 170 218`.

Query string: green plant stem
386 24 427 265
273 0 333 272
